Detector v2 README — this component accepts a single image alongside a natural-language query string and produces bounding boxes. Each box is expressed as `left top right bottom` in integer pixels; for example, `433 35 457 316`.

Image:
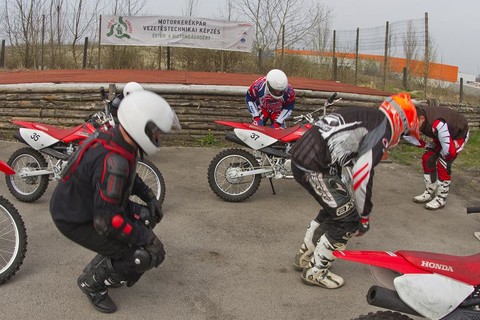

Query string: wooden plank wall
0 84 478 145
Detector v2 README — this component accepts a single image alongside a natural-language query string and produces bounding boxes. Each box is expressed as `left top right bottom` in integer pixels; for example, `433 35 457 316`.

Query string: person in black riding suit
290 92 420 289
108 82 144 124
50 90 180 313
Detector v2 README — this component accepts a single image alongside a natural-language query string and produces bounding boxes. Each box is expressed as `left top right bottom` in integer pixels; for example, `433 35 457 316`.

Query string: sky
142 0 479 75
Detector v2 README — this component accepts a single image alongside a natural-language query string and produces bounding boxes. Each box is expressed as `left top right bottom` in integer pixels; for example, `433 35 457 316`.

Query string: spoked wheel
130 159 166 205
5 147 49 203
207 148 261 202
0 196 27 284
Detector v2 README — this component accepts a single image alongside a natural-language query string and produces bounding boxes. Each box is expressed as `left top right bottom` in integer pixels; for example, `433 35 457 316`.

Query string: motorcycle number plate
19 128 59 150
234 128 278 150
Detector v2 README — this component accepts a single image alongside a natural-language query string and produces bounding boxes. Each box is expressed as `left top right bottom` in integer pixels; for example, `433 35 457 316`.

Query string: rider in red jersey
246 69 296 128
403 105 469 210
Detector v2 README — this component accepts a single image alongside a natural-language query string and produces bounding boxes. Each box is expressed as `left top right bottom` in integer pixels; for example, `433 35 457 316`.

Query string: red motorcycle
207 93 341 202
5 88 165 204
0 160 27 284
334 208 480 320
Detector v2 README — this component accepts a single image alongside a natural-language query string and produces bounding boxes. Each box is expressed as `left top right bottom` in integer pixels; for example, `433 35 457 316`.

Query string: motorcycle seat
398 250 480 286
249 124 303 140
32 123 85 140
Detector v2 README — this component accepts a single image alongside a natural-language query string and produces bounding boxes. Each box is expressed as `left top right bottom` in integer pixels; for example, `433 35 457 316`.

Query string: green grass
196 129 220 146
389 130 480 173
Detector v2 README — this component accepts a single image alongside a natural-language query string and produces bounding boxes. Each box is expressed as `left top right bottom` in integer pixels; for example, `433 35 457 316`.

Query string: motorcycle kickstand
269 178 276 195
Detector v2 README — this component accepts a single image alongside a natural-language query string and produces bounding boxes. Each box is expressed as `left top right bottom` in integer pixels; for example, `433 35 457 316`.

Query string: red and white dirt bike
334 208 480 320
0 160 27 285
5 88 166 205
207 93 344 202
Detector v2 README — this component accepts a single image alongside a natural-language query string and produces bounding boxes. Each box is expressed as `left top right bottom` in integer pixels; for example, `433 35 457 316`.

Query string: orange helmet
378 92 420 147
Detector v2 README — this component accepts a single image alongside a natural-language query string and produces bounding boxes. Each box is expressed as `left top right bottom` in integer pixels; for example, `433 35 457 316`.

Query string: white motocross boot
301 234 345 289
413 174 437 204
293 220 320 271
425 180 450 210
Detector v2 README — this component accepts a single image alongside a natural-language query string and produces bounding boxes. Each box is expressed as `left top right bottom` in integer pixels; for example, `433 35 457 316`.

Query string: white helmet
123 82 144 96
117 90 180 155
266 69 288 99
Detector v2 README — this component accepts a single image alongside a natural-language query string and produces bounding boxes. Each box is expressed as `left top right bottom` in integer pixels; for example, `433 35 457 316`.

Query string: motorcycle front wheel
207 148 261 202
5 147 49 203
130 159 166 206
0 196 27 284
351 311 413 320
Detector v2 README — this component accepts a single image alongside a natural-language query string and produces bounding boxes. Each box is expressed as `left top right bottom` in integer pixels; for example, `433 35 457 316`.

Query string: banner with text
101 15 254 52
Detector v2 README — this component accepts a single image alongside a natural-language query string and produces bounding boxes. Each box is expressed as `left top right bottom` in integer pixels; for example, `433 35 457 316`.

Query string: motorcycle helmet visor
145 121 162 147
267 82 285 98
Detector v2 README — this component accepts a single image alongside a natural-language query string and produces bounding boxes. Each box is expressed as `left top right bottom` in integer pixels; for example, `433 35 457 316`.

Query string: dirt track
0 69 391 97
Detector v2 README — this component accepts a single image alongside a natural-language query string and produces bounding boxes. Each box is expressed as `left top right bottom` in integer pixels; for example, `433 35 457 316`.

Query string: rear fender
11 120 38 129
214 120 251 130
334 250 429 275
18 128 59 150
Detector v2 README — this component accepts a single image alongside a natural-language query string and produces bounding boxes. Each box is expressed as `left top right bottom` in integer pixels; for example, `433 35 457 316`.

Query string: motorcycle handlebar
100 87 107 100
467 207 480 214
327 92 338 104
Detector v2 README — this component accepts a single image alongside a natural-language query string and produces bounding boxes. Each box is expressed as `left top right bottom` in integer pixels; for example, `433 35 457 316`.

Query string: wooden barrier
0 84 478 145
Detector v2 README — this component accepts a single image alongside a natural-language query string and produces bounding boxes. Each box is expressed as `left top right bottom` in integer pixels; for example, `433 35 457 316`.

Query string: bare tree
66 0 99 68
231 0 332 71
182 0 199 17
217 0 237 21
402 20 419 85
1 0 47 68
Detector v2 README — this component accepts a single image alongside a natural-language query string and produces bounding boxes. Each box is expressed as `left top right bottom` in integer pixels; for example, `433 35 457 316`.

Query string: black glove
129 201 157 229
133 234 165 272
147 198 163 223
354 215 370 237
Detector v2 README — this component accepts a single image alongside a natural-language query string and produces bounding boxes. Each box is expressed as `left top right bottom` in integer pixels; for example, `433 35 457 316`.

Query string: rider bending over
246 69 295 128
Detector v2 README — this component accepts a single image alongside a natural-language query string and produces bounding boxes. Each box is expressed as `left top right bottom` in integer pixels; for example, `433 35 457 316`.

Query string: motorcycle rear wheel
351 311 413 320
0 196 27 284
207 148 261 202
130 159 166 205
5 147 49 203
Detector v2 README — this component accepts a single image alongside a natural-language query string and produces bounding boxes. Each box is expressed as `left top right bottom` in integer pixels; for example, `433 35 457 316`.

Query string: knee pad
307 172 355 218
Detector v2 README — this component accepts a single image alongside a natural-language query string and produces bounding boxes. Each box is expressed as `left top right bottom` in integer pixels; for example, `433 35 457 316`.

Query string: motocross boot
293 220 321 271
300 234 345 289
83 254 123 288
425 180 450 210
77 258 125 313
413 174 437 204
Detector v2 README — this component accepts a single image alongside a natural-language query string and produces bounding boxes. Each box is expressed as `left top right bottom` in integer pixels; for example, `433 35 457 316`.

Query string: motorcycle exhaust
366 285 422 317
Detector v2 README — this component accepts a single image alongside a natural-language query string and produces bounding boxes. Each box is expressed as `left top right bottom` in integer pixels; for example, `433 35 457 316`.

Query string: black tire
131 159 166 206
207 148 261 202
5 147 49 203
351 311 414 320
0 196 27 284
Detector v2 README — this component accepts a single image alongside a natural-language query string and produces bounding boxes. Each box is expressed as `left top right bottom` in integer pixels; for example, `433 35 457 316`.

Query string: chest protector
61 130 137 205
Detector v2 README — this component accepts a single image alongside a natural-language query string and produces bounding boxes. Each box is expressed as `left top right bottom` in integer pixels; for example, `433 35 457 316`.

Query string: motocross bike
5 87 166 205
333 208 480 320
0 160 27 284
207 93 342 202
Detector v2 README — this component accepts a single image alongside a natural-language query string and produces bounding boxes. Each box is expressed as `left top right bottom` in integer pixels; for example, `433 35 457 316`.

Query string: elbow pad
100 153 130 204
